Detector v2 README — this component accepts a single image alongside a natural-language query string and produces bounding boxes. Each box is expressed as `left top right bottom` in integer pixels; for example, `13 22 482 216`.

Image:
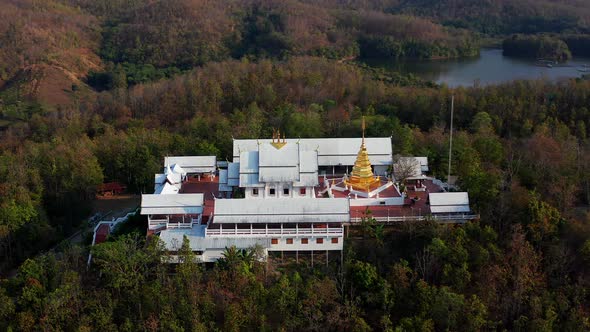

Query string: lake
367 48 590 87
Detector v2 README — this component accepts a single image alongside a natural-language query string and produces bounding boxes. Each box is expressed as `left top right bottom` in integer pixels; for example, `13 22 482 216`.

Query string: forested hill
337 0 590 34
0 1 101 113
3 0 590 108
0 0 480 107
1 0 590 331
1 56 590 330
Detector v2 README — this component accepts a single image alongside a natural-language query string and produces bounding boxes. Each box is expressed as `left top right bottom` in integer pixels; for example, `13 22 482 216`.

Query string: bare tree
393 155 421 183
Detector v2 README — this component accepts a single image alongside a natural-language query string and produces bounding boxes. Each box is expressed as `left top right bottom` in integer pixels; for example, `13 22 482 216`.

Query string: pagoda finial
362 116 366 143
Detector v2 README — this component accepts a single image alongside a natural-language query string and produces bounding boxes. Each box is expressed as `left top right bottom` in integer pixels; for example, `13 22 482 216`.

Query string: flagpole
447 95 454 190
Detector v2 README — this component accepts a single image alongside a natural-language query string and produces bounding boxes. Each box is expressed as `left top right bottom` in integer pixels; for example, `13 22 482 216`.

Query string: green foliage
581 239 590 262
216 245 262 279
526 192 565 244
285 110 323 138
349 260 380 291
388 0 587 34
503 34 572 61
0 216 589 331
91 234 152 291
470 111 494 134
359 35 478 60
234 6 293 59
88 63 182 90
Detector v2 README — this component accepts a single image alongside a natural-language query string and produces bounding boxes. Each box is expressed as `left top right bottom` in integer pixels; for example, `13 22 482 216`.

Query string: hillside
1 56 590 330
0 0 101 121
388 0 590 34
1 1 590 330
60 0 477 90
4 0 588 104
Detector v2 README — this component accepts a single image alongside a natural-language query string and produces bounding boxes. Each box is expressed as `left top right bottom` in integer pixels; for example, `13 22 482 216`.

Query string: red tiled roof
95 224 111 244
97 182 126 193
180 176 220 223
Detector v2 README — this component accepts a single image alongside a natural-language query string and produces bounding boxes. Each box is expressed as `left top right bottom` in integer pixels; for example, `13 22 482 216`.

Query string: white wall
349 196 404 206
268 235 344 251
245 184 315 199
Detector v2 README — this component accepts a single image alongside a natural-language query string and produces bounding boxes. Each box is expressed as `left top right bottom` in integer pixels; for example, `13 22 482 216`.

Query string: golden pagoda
344 117 381 192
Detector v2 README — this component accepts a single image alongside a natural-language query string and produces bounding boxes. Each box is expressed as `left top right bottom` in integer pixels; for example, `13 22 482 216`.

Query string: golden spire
362 116 366 142
344 116 380 192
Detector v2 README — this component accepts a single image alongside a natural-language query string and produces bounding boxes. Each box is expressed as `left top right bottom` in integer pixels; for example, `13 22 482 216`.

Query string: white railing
149 218 168 225
205 227 344 237
167 222 193 229
151 215 201 229
349 214 478 224
166 218 200 229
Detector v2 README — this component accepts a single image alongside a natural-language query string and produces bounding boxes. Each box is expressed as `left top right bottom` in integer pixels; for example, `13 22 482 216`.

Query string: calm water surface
368 48 590 87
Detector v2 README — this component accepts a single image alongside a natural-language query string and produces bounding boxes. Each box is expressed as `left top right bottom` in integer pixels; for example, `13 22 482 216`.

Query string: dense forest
1 0 590 330
502 35 572 60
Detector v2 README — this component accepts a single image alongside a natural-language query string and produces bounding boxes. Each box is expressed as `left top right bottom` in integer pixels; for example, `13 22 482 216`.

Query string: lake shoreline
362 48 590 87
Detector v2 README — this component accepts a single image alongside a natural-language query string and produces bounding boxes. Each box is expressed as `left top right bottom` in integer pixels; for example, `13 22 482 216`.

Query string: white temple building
140 126 477 263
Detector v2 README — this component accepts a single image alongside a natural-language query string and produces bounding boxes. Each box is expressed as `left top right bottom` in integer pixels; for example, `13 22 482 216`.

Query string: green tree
470 111 494 134
91 235 151 293
285 110 323 138
526 192 564 244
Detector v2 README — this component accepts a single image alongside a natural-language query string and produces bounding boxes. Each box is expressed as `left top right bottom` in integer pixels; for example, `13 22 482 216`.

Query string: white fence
149 216 201 230
349 214 478 224
165 218 200 229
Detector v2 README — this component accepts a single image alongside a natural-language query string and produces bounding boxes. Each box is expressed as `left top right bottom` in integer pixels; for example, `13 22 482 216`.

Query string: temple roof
213 198 350 224
233 137 392 166
164 156 216 174
141 194 204 215
236 141 319 187
429 192 470 214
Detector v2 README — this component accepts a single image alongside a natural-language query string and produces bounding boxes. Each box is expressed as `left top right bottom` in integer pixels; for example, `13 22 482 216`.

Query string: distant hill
386 0 590 34
2 0 590 110
296 0 590 34
0 0 101 109
55 0 477 91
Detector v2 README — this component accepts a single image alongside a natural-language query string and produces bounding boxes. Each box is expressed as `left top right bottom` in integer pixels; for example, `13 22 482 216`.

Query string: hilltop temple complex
140 120 476 263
